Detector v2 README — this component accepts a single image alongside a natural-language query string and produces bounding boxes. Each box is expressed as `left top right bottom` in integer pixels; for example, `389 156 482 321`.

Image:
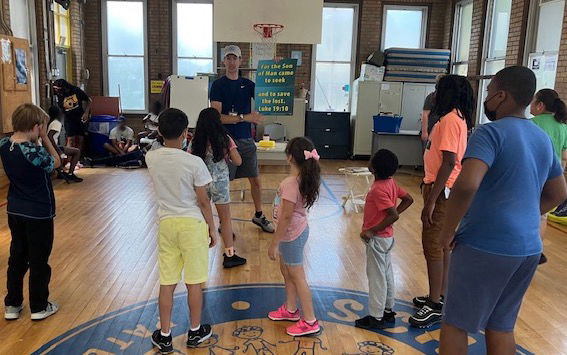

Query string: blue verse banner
255 59 297 115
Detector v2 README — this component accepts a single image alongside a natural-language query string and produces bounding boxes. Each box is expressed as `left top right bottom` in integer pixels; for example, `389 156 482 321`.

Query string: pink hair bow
304 149 320 161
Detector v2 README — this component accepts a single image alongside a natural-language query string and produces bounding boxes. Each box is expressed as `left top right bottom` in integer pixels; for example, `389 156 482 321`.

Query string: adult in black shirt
421 91 440 142
52 79 91 150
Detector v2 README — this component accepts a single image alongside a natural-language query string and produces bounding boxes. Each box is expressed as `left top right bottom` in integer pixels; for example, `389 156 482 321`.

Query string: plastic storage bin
88 115 120 155
373 114 403 133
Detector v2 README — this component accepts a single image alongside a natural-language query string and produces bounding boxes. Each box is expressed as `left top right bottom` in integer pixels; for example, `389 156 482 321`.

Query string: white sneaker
4 305 23 320
31 302 59 321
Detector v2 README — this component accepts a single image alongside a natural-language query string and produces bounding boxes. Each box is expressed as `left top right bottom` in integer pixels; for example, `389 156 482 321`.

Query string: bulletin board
169 75 209 128
0 36 32 133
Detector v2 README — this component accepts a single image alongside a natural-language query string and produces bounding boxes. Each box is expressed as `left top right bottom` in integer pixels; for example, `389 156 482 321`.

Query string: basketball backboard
213 0 323 44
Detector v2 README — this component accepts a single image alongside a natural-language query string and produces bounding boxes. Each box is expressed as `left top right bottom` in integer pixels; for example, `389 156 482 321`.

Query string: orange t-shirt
423 109 468 188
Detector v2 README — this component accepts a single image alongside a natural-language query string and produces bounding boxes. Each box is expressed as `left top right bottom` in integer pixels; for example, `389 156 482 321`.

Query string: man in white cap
210 45 275 234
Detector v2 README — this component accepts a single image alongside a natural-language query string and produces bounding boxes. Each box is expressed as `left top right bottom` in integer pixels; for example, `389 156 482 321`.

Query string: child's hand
268 241 278 261
208 228 217 248
421 201 435 229
360 231 373 242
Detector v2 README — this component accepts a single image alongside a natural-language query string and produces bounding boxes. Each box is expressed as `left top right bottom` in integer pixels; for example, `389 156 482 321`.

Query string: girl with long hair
267 137 321 337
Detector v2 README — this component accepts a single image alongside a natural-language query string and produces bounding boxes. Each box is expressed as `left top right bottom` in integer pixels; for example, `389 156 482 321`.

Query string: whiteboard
169 75 209 128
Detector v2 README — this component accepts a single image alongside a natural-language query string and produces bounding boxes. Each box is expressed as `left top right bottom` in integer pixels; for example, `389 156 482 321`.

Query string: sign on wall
254 59 297 116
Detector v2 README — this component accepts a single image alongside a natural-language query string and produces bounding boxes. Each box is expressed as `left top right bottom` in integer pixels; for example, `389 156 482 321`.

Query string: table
338 167 373 213
371 130 423 167
255 142 288 165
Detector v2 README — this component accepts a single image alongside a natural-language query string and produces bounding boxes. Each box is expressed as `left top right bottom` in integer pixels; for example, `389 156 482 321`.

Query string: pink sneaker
286 319 321 336
268 304 300 321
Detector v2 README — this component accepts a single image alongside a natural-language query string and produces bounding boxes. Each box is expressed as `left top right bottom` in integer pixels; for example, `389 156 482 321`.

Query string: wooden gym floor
0 161 565 354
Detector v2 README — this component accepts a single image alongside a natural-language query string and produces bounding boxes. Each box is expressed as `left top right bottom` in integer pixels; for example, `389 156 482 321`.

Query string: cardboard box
360 64 385 81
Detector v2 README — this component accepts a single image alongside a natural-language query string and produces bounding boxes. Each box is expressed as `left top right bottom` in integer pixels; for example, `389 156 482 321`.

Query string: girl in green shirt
530 88 567 264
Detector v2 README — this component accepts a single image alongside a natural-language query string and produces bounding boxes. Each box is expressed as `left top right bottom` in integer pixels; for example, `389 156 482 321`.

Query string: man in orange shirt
409 75 474 328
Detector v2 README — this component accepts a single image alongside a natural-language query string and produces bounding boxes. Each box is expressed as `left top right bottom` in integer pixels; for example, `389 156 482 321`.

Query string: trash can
88 115 119 155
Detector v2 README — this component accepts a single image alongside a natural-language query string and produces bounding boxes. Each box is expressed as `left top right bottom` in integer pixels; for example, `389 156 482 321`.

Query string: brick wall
466 0 489 95
83 0 451 117
84 0 102 97
1 0 9 31
69 0 84 87
555 4 567 99
505 0 530 67
443 0 455 49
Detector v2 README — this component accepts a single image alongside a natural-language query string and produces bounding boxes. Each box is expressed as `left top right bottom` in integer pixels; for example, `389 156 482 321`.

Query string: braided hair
432 74 475 129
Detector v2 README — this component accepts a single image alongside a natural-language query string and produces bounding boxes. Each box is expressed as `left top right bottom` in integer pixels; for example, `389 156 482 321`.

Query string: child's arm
422 150 455 227
195 185 218 248
47 130 63 156
561 149 567 170
541 175 567 214
229 148 242 166
40 123 61 169
397 193 414 214
268 199 295 261
439 158 487 250
361 207 399 241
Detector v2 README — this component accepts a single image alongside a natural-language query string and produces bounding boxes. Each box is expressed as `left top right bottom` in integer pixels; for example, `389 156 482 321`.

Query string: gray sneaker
31 301 59 321
252 214 275 233
4 305 23 320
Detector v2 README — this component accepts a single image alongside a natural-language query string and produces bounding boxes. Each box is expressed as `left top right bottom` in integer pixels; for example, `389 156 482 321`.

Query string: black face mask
483 93 501 122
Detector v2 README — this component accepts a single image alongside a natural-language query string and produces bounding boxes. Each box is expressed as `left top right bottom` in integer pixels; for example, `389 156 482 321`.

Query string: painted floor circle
32 284 533 354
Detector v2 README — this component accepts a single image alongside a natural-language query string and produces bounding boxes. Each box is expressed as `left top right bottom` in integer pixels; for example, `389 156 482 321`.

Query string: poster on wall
15 49 27 84
254 59 297 115
1 39 11 64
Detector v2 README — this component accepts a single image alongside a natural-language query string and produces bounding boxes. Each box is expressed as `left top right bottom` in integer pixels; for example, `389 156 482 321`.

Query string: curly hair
433 74 475 130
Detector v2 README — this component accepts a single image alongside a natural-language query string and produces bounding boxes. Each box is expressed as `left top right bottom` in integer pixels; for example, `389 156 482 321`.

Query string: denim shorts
279 227 309 266
443 244 540 333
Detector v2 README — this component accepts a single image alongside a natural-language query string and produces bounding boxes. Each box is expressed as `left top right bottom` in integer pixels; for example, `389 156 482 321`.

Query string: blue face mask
182 138 188 150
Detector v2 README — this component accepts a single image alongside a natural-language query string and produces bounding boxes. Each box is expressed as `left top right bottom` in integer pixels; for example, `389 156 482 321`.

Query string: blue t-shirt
0 137 56 219
456 117 563 257
209 76 255 139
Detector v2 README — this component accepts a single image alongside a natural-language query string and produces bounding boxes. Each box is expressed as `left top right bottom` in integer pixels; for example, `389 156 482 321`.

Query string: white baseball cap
223 45 242 58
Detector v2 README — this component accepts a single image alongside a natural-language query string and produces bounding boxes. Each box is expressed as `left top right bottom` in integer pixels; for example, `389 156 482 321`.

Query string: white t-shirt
48 120 62 145
109 126 134 142
146 147 212 220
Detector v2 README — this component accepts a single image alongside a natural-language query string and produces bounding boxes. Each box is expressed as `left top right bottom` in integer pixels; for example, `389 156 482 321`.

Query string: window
174 1 214 76
382 5 428 50
54 3 71 47
451 1 473 75
478 0 512 124
525 0 565 91
312 5 357 112
103 0 147 112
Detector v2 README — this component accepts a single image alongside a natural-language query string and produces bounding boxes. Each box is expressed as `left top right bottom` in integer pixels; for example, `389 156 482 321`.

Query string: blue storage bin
373 114 403 133
88 115 120 155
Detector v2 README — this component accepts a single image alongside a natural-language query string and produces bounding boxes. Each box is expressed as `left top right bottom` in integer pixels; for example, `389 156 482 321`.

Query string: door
379 82 403 115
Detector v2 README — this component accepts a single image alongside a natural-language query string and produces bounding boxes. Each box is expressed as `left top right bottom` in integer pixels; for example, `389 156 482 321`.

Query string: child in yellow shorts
145 108 218 353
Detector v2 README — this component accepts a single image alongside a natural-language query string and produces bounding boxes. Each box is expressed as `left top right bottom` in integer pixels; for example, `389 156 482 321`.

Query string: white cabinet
400 83 435 131
350 79 381 156
378 82 403 115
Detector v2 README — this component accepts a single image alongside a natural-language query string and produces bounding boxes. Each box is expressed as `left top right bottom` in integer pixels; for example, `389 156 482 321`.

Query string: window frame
381 4 428 51
451 0 473 74
101 0 149 113
310 3 359 112
478 0 512 124
172 0 216 76
53 2 71 48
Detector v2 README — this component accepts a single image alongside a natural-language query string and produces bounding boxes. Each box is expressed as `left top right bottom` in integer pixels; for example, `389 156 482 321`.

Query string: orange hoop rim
253 23 285 39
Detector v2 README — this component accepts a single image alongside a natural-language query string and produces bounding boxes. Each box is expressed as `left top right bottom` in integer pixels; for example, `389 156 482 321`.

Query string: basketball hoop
253 24 285 59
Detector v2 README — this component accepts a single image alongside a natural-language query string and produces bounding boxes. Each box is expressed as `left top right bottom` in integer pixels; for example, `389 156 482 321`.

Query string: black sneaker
539 253 548 265
68 173 84 183
413 295 444 308
223 253 247 268
355 315 386 330
409 301 442 328
151 330 173 354
252 214 275 233
187 324 212 347
383 309 397 324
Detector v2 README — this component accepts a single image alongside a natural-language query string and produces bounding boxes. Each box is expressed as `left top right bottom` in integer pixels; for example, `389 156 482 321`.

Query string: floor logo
32 284 533 354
